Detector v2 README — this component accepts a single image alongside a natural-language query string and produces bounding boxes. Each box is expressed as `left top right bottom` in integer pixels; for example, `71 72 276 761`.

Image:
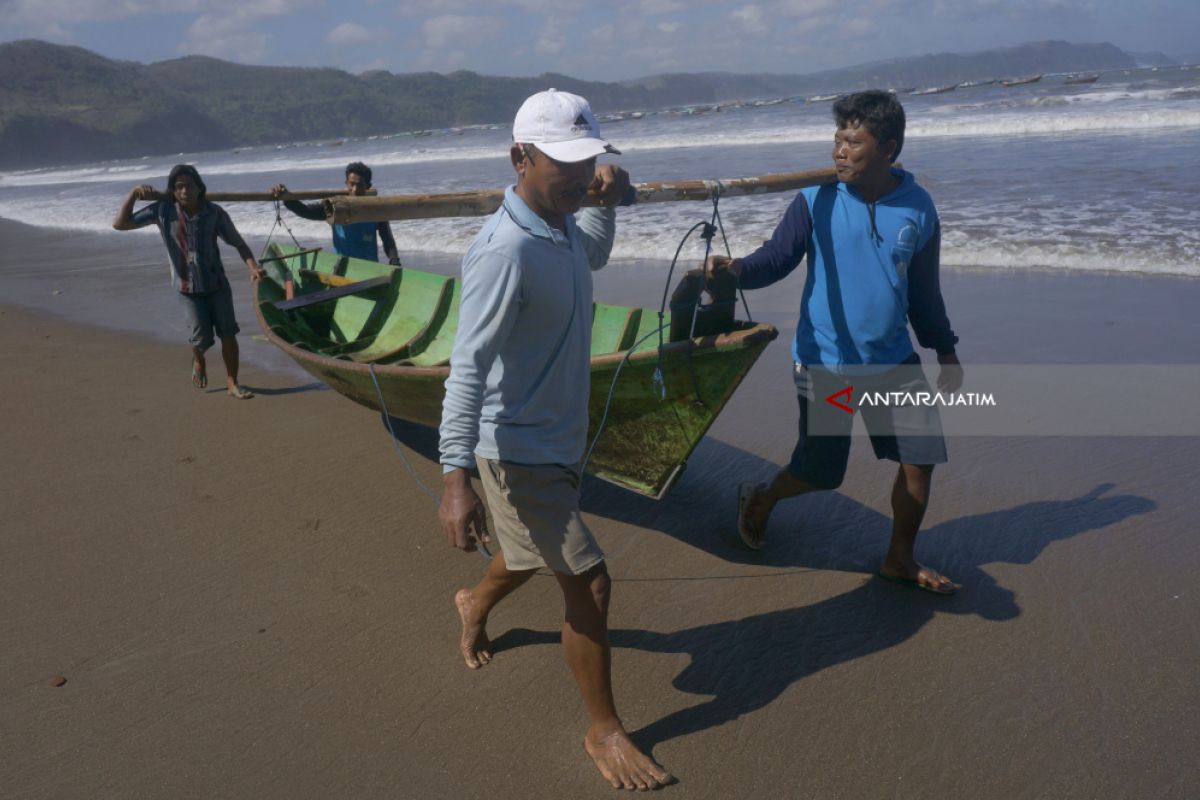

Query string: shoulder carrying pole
322 167 849 225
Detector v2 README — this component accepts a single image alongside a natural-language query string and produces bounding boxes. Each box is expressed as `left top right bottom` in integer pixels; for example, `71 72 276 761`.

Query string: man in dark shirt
113 164 265 399
271 162 401 265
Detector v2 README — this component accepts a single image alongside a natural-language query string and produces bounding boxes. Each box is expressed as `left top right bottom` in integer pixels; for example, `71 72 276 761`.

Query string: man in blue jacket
708 90 963 594
271 162 401 264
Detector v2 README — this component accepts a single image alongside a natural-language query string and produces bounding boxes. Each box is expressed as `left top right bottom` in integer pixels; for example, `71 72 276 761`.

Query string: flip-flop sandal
191 364 207 389
227 386 254 399
878 569 959 595
737 482 765 551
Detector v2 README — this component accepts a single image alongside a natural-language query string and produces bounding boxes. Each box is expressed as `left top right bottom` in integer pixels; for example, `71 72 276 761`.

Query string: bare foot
879 559 959 595
191 356 207 389
454 588 491 669
584 726 672 791
737 482 769 550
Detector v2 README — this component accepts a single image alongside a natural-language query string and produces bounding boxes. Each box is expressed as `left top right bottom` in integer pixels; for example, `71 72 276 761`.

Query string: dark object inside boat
669 268 739 341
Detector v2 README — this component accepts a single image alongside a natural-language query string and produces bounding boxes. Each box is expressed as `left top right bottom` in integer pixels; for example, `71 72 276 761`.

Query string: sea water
2 66 1199 278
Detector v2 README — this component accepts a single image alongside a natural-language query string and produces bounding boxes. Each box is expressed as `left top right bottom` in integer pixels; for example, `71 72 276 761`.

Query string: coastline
2 218 1199 797
4 215 1200 371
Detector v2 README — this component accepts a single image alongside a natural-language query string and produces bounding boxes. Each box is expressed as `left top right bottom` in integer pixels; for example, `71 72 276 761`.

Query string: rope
584 180 757 470
581 322 668 474
257 199 307 264
363 179 759 557
653 220 708 401
369 363 492 560
708 189 754 324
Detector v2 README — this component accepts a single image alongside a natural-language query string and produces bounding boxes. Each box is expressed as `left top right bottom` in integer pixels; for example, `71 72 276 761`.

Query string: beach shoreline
3 220 1199 797
4 215 1200 371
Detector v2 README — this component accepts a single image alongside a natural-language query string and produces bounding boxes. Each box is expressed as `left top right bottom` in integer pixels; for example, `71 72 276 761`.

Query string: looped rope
369 181 756 536
647 179 755 408
258 199 306 263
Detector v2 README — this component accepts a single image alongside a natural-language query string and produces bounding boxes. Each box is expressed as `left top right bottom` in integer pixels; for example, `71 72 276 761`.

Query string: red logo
826 386 855 414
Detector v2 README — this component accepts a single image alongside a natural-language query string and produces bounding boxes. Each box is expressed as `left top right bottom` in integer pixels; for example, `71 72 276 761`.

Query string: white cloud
841 17 874 34
586 23 616 47
396 0 586 15
506 0 587 10
421 14 504 49
416 14 505 68
778 0 833 14
731 4 768 34
176 0 318 60
641 0 685 12
1 0 159 37
326 21 376 46
5 0 161 24
534 16 566 56
934 0 1092 15
2 0 321 59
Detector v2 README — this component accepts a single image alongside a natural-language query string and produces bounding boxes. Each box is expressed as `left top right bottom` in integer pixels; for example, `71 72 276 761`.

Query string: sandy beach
2 220 1200 798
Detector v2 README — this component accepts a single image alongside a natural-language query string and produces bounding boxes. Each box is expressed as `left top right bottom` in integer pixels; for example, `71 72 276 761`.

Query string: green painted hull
254 244 778 497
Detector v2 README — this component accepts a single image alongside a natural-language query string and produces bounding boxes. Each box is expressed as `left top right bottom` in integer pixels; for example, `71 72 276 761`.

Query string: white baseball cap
512 88 620 163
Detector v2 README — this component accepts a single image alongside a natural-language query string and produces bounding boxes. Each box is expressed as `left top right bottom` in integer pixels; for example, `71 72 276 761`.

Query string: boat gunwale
253 281 778 378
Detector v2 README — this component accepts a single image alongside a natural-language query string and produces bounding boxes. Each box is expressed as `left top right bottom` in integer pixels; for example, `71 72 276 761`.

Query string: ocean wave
5 101 1200 190
3 202 1194 279
0 162 157 188
0 145 508 188
940 242 1199 277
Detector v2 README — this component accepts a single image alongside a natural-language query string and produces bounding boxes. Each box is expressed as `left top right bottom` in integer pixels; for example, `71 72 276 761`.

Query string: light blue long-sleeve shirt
438 186 616 471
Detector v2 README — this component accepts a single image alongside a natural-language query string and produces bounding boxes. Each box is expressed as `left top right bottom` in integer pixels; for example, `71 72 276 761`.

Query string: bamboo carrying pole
323 167 846 225
212 189 378 201
141 189 377 202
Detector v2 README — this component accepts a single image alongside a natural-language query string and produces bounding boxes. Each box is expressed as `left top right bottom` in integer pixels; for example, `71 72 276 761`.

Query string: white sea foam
5 95 1200 190
0 163 157 187
4 198 1193 278
3 80 1198 280
0 146 509 188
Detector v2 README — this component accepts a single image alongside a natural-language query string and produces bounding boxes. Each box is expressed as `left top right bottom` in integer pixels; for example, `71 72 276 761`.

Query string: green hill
0 39 1149 169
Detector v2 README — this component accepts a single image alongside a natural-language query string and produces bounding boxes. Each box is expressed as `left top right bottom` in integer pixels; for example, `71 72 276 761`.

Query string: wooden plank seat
273 275 393 312
319 274 453 363
259 247 323 266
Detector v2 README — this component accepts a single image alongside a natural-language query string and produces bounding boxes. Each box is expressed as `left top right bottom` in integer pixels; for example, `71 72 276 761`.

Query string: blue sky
2 0 1197 80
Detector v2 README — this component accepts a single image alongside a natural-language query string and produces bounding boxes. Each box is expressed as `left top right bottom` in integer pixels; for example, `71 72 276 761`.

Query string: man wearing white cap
438 89 671 791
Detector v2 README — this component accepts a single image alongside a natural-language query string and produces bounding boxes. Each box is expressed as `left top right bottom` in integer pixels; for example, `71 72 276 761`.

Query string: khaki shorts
475 456 605 575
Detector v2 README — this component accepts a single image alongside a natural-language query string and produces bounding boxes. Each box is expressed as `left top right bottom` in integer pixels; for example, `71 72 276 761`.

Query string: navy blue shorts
179 283 239 351
787 354 948 490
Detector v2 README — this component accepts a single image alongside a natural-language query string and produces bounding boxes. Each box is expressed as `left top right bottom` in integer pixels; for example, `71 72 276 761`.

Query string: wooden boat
254 244 779 498
911 83 959 95
1000 74 1043 87
1063 74 1100 85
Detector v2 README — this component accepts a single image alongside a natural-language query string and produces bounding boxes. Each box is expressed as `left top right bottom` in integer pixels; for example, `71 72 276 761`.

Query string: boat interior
257 244 742 366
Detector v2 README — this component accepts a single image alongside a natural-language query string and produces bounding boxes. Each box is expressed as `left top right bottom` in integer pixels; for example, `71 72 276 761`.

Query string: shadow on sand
234 381 328 397
494 477 1154 750
384 414 1155 749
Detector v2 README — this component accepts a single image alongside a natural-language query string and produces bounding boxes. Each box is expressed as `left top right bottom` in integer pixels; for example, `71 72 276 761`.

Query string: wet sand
2 221 1200 798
